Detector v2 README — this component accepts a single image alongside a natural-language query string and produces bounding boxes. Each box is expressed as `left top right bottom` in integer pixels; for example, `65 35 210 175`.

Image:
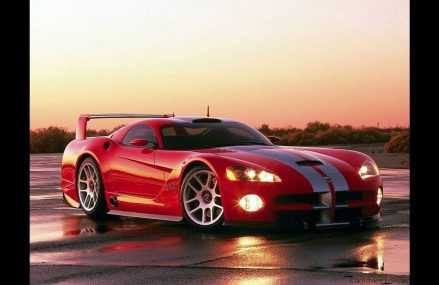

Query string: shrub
304 121 330 133
29 125 125 153
384 130 410 153
316 128 350 145
30 126 75 153
262 122 401 146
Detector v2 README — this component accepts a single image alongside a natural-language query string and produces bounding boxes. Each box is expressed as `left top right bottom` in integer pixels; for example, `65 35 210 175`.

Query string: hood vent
296 160 323 166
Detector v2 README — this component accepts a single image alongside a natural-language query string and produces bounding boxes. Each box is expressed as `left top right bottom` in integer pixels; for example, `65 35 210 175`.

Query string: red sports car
61 114 383 229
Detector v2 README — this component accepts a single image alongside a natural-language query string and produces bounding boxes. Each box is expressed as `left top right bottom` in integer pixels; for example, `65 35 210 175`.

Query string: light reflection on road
380 168 409 199
30 210 409 275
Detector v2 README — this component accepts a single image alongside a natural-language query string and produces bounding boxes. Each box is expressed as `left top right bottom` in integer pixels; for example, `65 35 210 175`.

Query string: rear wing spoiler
76 113 174 140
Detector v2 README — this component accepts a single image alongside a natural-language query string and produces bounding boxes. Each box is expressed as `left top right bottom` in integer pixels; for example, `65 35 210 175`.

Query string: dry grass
384 130 409 153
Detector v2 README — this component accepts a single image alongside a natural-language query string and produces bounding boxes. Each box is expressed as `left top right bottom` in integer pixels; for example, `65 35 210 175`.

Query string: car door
110 124 164 198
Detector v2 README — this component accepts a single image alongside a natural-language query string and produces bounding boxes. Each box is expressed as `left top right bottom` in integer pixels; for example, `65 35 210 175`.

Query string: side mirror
267 135 281 144
129 138 149 147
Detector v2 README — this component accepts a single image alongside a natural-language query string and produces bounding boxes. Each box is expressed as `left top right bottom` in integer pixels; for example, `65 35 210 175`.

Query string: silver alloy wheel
182 170 223 226
77 162 100 212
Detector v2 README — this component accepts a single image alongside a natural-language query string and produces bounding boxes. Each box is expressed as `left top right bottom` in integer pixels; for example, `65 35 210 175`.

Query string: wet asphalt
30 154 410 284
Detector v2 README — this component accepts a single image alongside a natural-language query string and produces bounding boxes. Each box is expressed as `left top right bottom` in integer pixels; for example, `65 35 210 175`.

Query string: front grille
274 190 372 226
334 208 362 222
276 191 366 206
275 210 320 225
275 193 320 205
336 191 363 204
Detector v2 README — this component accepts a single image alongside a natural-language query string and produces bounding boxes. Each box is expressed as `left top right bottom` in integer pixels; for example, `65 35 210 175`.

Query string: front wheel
77 158 108 218
181 166 224 229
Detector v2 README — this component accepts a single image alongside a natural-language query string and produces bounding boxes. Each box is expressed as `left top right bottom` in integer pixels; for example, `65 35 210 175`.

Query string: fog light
377 188 383 206
239 194 263 212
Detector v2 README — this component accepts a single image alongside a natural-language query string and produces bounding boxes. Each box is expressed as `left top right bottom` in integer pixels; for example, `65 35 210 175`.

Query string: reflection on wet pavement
30 154 410 281
30 214 156 243
98 236 184 253
31 212 409 275
380 168 410 199
229 276 279 285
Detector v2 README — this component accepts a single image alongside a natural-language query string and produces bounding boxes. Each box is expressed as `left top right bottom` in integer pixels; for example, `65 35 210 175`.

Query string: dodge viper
61 114 382 229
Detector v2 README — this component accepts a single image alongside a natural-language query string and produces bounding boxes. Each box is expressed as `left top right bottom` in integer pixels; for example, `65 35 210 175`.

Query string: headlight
358 160 380 179
377 187 383 206
226 166 281 182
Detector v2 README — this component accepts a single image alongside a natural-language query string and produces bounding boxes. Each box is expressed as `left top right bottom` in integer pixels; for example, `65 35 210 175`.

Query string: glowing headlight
358 161 380 179
226 166 281 182
246 169 257 179
258 171 277 182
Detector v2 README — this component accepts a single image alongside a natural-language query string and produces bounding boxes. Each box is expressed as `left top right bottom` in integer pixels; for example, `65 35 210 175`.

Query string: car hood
193 145 362 192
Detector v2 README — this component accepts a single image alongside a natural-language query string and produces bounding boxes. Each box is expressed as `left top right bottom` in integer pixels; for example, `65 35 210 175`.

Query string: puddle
30 215 150 243
98 236 183 253
330 233 409 275
333 256 384 271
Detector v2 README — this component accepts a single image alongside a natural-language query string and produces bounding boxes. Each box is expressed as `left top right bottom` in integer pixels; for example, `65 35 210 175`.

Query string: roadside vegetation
257 121 409 154
30 121 409 154
384 129 410 153
30 125 123 154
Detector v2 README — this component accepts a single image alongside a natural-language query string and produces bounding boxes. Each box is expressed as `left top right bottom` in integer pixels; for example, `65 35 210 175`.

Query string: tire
77 157 108 219
180 165 224 229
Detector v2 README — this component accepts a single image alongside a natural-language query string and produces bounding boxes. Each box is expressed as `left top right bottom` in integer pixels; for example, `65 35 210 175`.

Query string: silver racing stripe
228 146 350 224
249 148 330 193
298 150 349 192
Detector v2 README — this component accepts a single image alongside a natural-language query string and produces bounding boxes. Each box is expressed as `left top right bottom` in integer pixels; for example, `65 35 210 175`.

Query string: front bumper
220 179 382 227
224 213 381 229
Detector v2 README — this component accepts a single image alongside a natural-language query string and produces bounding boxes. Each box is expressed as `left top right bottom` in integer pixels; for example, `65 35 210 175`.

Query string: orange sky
30 0 409 131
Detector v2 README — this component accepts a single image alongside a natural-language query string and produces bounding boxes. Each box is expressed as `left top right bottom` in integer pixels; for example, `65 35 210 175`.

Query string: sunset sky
30 0 409 131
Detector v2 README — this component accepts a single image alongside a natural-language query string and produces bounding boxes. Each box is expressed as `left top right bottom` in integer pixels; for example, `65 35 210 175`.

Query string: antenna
207 105 210 117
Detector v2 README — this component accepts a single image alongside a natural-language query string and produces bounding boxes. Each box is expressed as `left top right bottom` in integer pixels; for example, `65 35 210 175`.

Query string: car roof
110 116 239 143
136 116 237 125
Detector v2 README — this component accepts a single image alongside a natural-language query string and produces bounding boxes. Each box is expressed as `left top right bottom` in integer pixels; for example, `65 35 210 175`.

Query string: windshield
160 122 273 150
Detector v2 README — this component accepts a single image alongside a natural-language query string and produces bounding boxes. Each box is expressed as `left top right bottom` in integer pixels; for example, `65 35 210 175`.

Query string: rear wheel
181 166 224 229
77 158 108 218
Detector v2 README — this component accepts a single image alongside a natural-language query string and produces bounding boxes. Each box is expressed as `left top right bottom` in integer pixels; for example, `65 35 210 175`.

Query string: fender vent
109 196 118 207
103 141 111 150
296 160 323 166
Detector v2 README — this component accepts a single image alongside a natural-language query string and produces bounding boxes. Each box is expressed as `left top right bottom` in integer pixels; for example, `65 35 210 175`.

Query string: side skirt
108 210 183 222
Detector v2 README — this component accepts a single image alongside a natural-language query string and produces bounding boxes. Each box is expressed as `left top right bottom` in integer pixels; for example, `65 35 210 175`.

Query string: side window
161 126 177 137
122 125 157 148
